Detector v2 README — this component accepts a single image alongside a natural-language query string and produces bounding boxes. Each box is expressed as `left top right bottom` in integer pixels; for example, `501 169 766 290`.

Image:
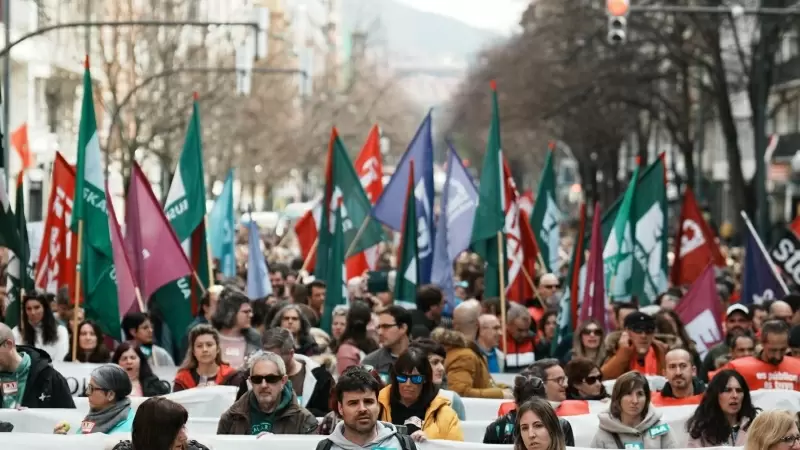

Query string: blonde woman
563 319 607 366
745 410 800 450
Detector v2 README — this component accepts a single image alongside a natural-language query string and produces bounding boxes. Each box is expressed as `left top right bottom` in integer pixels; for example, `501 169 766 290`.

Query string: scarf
81 398 131 434
630 346 660 375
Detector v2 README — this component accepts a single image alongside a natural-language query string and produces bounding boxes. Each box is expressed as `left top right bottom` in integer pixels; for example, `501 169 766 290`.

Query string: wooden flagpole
498 231 508 361
70 221 84 362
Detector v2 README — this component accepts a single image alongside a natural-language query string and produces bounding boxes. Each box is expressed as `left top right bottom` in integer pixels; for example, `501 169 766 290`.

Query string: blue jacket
79 409 135 435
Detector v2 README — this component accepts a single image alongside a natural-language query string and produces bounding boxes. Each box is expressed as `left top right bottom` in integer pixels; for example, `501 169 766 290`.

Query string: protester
0 323 74 408
769 300 794 325
602 311 668 379
590 371 678 448
685 369 759 447
112 342 170 397
335 300 379 375
431 327 510 399
702 304 754 373
317 366 386 436
63 319 111 363
726 329 757 363
270 304 321 356
113 397 210 450
262 327 333 416
217 351 318 435
410 285 444 338
409 337 466 420
377 347 463 441
211 287 261 369
307 280 327 319
173 325 240 391
316 366 417 450
563 319 607 366
564 357 608 401
476 313 504 372
452 299 481 341
55 365 134 435
12 291 70 362
611 302 638 331
483 373 575 445
720 319 800 389
363 305 412 379
120 312 175 368
330 305 348 343
654 309 704 378
499 358 589 416
513 397 568 450
744 409 800 450
504 302 537 372
534 310 558 359
651 349 706 406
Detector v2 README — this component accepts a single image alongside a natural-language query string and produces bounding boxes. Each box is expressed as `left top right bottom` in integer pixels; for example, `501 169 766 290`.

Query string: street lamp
786 150 800 222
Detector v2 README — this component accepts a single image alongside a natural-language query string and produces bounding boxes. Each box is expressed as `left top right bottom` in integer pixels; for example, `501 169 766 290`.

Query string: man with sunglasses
217 351 317 435
0 323 74 409
651 349 706 406
601 311 668 380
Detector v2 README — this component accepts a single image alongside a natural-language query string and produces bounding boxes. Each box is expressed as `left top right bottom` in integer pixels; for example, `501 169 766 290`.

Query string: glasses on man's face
583 375 601 385
582 329 602 336
396 374 424 385
547 376 568 386
250 374 282 385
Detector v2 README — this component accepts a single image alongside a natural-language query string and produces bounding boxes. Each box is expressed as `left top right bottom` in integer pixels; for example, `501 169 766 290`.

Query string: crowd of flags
2 61 800 358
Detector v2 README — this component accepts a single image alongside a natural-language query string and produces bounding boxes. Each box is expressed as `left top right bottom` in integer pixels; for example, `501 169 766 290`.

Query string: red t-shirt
721 356 800 390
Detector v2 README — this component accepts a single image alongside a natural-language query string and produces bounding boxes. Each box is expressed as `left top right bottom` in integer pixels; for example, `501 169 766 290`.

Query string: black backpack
315 434 417 450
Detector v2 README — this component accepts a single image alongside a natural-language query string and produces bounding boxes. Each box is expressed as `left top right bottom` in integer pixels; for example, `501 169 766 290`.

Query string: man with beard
651 349 706 406
316 366 417 450
721 320 800 390
702 304 754 374
217 352 317 435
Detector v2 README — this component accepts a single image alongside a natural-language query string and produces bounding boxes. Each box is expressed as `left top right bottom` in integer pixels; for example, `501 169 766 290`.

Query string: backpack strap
611 432 625 449
398 434 417 450
315 439 334 450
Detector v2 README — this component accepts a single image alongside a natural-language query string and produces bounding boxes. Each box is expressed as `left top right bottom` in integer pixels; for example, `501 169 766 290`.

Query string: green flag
155 96 211 348
470 81 506 298
629 157 668 304
603 165 639 301
394 163 419 309
530 149 561 273
2 173 34 328
320 206 347 334
70 61 120 340
316 129 385 278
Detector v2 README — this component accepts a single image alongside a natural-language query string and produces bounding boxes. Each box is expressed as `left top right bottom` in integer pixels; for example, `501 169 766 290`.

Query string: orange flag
11 123 33 170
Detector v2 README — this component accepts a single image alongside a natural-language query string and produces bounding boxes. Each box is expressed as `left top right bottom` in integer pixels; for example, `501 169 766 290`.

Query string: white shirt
12 323 70 361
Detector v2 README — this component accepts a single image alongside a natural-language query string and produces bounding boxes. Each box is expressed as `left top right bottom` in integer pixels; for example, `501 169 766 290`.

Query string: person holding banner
54 365 134 435
685 369 759 447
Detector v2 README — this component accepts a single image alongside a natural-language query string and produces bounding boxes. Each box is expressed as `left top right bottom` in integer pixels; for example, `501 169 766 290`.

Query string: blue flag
431 143 478 313
208 170 235 277
741 212 787 305
246 216 273 299
372 112 435 284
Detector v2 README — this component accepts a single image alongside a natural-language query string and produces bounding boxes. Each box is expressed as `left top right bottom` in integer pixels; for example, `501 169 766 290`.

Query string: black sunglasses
581 329 602 336
250 374 282 385
584 375 602 385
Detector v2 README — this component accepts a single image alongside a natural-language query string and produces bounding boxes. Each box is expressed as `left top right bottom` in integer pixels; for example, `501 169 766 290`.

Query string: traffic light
607 0 629 44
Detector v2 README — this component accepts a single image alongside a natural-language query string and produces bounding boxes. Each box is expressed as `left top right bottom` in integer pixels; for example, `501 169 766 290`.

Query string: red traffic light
607 0 629 16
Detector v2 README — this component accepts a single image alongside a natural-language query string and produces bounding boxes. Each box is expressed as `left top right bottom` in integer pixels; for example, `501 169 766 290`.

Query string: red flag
106 184 139 318
502 159 537 302
671 188 725 286
674 265 723 358
519 189 534 217
354 125 384 203
125 163 193 300
570 202 588 328
34 153 78 301
580 202 606 327
790 215 800 237
11 123 33 170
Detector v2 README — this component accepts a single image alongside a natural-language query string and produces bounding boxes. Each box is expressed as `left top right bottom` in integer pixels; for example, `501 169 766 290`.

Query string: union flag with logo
670 188 725 286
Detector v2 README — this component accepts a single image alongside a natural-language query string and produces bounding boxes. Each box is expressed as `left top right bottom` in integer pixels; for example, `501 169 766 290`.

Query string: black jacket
16 345 75 409
483 410 575 446
659 376 707 398
410 310 437 339
141 374 171 397
112 440 209 450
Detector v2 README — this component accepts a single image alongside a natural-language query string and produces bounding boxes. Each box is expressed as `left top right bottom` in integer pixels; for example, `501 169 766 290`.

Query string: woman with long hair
744 409 800 450
12 290 69 361
513 397 567 450
686 369 760 447
173 325 240 391
63 320 111 363
535 310 558 359
377 348 463 442
270 303 320 356
113 397 209 450
590 371 678 448
112 342 170 397
210 287 261 369
564 357 608 401
564 319 606 366
335 301 378 376
330 304 348 343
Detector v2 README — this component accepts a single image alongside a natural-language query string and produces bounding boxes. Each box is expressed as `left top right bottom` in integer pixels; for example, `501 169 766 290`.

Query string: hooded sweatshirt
590 407 679 449
326 421 408 450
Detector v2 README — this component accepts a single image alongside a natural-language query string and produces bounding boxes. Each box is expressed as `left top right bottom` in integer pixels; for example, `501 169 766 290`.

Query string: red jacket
504 333 536 372
173 364 238 391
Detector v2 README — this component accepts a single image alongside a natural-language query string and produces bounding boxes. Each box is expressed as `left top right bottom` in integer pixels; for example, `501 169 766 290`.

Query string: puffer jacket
112 439 210 450
377 386 463 441
431 328 504 399
590 406 679 449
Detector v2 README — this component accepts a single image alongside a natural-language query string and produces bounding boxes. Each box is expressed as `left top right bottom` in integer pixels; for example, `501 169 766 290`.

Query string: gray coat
590 407 679 449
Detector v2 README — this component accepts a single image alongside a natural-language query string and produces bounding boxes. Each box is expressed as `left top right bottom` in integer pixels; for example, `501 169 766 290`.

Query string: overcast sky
396 0 527 34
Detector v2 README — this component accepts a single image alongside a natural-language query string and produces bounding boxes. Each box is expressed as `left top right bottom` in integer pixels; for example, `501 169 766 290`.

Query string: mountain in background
340 0 503 64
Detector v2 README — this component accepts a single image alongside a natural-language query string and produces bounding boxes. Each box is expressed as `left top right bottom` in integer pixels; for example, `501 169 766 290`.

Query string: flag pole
18 287 25 336
740 210 790 294
497 231 508 362
203 216 215 287
71 220 84 362
345 216 371 259
301 237 319 272
134 286 146 313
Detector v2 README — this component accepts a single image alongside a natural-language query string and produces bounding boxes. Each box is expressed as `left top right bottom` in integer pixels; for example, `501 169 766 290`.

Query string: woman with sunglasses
686 370 759 447
377 348 463 442
564 357 608 401
563 320 607 366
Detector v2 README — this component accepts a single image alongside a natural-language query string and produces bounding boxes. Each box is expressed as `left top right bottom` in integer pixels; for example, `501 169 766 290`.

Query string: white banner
53 362 177 397
2 389 798 448
0 433 744 450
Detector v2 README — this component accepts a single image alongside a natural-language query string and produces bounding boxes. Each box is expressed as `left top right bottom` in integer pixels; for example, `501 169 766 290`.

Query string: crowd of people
1 260 800 450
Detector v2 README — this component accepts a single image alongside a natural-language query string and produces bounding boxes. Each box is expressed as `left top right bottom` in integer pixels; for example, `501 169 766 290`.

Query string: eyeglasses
542 284 559 289
396 374 424 385
546 376 568 385
282 316 300 322
85 385 108 395
250 374 283 385
629 327 655 335
584 375 601 385
581 329 602 336
376 323 399 330
778 435 800 445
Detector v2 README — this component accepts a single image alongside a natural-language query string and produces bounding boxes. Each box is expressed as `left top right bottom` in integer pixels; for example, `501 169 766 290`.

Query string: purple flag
741 211 788 305
125 163 193 300
580 202 606 328
675 265 723 358
106 184 139 318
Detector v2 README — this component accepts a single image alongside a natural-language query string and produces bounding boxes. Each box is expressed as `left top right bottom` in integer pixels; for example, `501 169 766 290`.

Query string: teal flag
209 169 235 277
